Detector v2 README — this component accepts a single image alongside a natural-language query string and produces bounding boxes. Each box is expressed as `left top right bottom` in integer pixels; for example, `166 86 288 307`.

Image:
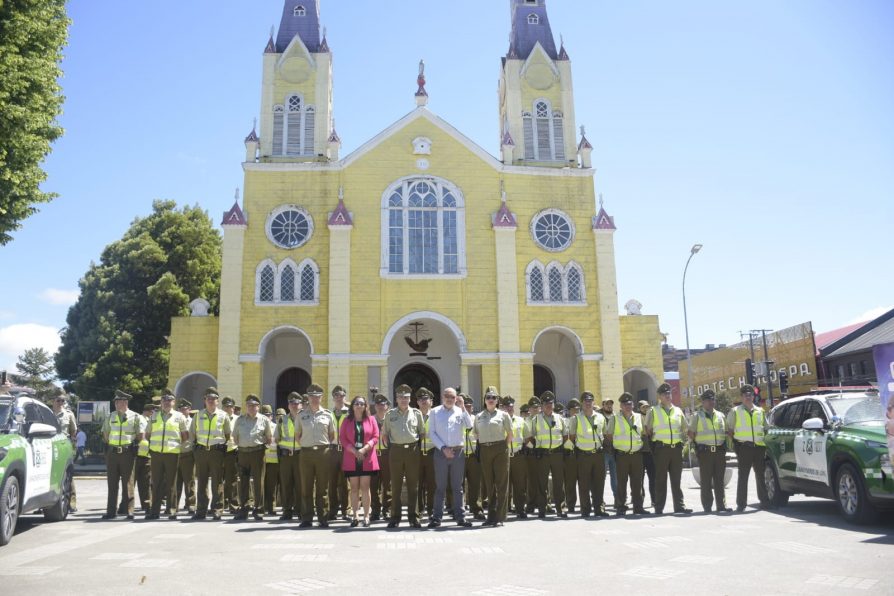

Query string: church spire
275 1 322 53
508 0 558 60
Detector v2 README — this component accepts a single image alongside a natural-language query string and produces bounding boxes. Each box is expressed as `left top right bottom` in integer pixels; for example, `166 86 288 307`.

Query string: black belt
238 445 265 453
306 445 328 451
392 443 418 449
278 448 300 456
575 447 604 454
480 441 506 448
108 445 136 454
195 444 226 451
538 448 562 454
697 444 724 453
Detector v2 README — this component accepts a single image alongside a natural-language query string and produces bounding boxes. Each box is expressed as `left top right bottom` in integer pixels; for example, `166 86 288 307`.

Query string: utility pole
758 329 775 408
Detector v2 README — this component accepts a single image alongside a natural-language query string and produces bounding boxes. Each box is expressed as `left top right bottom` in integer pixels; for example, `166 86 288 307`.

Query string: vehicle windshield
830 396 884 424
0 401 11 430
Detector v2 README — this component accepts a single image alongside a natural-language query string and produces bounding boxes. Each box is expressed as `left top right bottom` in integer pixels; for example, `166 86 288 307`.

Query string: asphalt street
1 472 892 596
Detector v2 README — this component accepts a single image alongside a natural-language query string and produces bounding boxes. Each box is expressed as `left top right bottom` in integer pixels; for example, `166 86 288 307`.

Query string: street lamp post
682 243 702 416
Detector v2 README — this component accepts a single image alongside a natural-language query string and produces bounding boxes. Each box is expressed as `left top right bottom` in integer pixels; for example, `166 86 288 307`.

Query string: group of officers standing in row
99 379 770 527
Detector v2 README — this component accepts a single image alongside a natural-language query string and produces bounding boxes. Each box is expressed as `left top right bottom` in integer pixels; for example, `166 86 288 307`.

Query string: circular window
267 206 313 249
531 209 574 252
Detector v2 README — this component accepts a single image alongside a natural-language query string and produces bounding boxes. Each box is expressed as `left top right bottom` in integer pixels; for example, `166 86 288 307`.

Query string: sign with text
871 342 894 468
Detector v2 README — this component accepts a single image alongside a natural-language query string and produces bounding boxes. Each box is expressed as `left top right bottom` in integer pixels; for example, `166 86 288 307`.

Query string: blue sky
2 0 892 374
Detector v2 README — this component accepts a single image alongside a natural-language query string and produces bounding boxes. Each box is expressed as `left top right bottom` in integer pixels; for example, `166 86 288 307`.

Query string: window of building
256 258 319 306
531 208 574 252
528 14 540 25
848 362 858 377
300 261 317 302
280 263 296 302
258 262 275 303
529 266 544 301
294 5 306 17
381 177 466 277
523 100 565 161
272 94 315 156
266 205 313 249
525 260 586 305
547 265 563 301
566 264 583 302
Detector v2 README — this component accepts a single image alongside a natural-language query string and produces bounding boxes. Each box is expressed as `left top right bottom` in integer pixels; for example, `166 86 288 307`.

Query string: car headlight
865 440 888 450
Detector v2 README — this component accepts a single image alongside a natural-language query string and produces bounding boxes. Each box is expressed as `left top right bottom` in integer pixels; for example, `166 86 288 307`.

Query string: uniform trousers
652 442 686 513
536 450 566 515
433 448 466 521
149 452 179 515
194 445 225 516
418 448 436 516
106 448 136 516
389 444 421 523
563 449 578 511
577 449 607 515
696 445 728 511
615 451 644 512
236 447 266 512
299 446 330 522
371 447 391 518
264 461 280 513
479 443 510 522
508 450 528 514
525 451 539 513
135 454 151 510
327 445 349 517
640 448 656 506
735 442 768 508
464 451 483 515
604 449 618 497
278 450 301 516
223 449 239 510
176 450 196 512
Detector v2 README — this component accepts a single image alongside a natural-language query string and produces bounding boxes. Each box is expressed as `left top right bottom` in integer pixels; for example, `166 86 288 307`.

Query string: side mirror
27 422 58 438
802 417 825 431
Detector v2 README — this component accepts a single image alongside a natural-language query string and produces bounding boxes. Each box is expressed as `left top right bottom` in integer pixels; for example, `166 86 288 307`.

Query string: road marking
0 566 58 576
0 524 143 568
378 534 415 540
414 537 454 544
279 554 330 562
671 555 726 564
377 542 418 550
265 578 337 593
472 586 548 596
461 546 505 554
806 575 878 589
91 553 146 561
762 541 835 555
622 566 685 580
252 543 335 550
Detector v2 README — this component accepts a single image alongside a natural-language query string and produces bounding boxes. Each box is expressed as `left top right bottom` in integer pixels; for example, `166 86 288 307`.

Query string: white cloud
847 305 894 325
0 323 62 374
39 288 79 306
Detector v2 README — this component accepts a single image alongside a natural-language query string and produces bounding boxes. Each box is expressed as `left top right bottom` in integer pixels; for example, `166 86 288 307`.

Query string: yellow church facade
167 1 664 410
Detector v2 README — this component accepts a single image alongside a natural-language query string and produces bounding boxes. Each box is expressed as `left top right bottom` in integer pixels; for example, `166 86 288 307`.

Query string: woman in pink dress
339 395 380 527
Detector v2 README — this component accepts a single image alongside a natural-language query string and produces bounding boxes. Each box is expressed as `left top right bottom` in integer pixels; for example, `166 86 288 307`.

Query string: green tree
55 200 221 403
13 346 59 400
0 0 69 245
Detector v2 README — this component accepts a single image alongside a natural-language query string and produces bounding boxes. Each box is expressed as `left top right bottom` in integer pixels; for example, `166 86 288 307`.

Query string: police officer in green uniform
416 387 436 520
474 386 512 526
175 398 197 515
327 385 351 521
563 398 581 513
638 400 656 510
102 390 144 519
146 392 189 520
461 394 484 520
502 396 528 519
689 389 731 512
727 384 770 511
135 402 155 512
645 383 692 515
276 392 303 520
527 391 568 518
570 392 609 517
523 397 541 515
232 394 273 520
383 384 424 528
370 392 391 521
261 405 280 515
220 396 240 513
52 396 79 513
605 393 650 516
297 384 337 527
190 388 231 520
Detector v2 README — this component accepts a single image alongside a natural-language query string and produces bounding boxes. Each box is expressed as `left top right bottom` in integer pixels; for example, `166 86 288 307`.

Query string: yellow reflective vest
611 413 643 454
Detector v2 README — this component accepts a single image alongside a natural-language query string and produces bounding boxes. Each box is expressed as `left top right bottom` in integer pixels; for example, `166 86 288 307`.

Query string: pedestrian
76 428 87 465
474 386 512 527
52 396 79 513
461 394 485 520
370 392 391 521
727 384 770 512
221 396 240 513
261 405 280 516
135 402 156 512
688 389 731 513
175 399 197 515
231 394 273 520
275 392 303 521
339 395 380 527
383 384 424 529
527 391 567 518
416 387 436 520
601 398 618 501
502 396 528 519
146 392 189 520
101 390 144 520
328 385 351 521
605 393 650 516
645 383 692 515
562 399 581 514
427 387 474 528
570 392 609 517
190 387 231 520
638 400 656 510
297 384 336 528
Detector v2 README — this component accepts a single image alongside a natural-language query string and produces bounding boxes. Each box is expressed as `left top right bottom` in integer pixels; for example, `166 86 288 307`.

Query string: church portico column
593 202 624 400
327 190 354 395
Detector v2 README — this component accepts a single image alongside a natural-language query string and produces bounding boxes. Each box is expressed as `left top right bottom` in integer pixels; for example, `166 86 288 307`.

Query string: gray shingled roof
826 316 894 357
509 0 558 60
276 1 321 53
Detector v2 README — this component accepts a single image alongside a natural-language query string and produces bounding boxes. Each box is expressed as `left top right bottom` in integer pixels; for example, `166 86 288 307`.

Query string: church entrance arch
623 368 659 408
384 312 463 405
532 327 582 402
275 367 311 412
173 372 217 409
533 364 555 398
394 363 441 407
261 326 313 408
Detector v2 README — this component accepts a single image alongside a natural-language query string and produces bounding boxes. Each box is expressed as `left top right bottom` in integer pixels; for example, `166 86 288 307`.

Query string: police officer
605 393 650 516
727 384 770 512
383 384 424 528
570 392 609 517
146 392 189 520
638 400 656 510
527 391 568 518
328 385 351 520
416 387 436 520
221 396 240 513
563 398 581 514
190 388 231 520
232 394 273 520
524 397 541 515
370 392 391 521
645 383 692 515
297 384 336 528
688 389 731 513
52 395 79 513
501 396 528 519
461 394 484 520
601 397 618 502
276 392 303 521
135 402 156 512
474 386 512 527
261 405 280 515
175 398 197 515
102 390 144 520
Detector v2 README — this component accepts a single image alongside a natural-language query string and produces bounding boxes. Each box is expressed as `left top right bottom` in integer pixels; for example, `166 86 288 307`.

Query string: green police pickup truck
0 393 75 546
762 390 894 524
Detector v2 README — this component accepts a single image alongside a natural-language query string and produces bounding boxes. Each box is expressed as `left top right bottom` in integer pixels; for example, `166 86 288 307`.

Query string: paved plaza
1 474 892 595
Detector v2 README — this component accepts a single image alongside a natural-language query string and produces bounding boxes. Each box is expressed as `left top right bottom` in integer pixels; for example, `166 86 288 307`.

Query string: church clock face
531 209 574 252
267 206 314 249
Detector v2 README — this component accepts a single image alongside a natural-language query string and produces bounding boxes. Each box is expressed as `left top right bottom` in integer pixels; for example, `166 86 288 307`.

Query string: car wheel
43 467 72 522
763 459 790 508
0 475 20 547
834 462 879 525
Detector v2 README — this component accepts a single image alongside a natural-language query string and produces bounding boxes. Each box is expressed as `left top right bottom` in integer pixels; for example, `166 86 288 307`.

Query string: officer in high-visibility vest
727 384 770 512
52 396 79 513
570 392 609 517
605 392 650 516
562 399 581 514
523 397 542 515
101 390 145 520
175 398 197 515
370 392 391 521
221 396 240 513
232 394 274 520
688 389 731 513
297 384 337 527
526 391 568 518
189 387 231 520
416 387 436 520
501 396 528 519
645 383 693 515
135 402 156 512
261 405 280 515
276 392 303 520
461 394 484 521
145 392 189 520
327 385 350 521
